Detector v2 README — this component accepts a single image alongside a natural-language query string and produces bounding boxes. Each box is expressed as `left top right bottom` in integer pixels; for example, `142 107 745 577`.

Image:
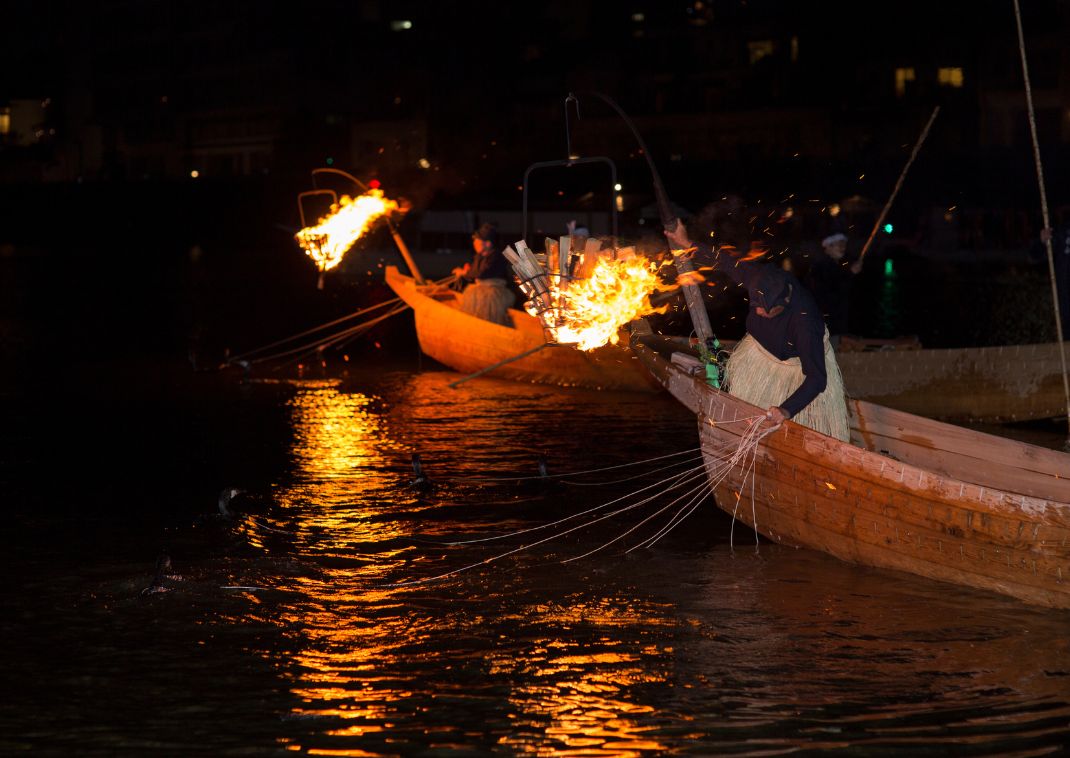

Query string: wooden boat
630 326 1070 609
836 340 1070 423
385 265 659 392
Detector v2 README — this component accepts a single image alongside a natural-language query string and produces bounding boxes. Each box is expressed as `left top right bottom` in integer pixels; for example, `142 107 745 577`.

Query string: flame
295 189 399 272
530 256 666 352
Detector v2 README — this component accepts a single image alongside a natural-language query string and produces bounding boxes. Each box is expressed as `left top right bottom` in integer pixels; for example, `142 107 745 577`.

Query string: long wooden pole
858 105 940 265
1013 0 1070 443
448 343 550 388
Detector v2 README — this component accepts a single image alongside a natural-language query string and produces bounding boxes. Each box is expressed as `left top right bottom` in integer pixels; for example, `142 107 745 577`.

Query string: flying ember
295 189 399 273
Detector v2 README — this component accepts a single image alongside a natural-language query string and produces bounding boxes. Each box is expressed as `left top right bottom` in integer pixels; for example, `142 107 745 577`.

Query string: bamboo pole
386 217 425 284
447 343 551 388
857 105 940 265
1013 0 1070 443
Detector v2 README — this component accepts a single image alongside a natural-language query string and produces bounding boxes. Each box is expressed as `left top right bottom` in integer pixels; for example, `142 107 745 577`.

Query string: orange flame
530 256 666 351
295 189 399 272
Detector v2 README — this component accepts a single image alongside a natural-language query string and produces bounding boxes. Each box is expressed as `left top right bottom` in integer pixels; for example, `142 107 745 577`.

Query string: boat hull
386 266 659 392
631 332 1070 609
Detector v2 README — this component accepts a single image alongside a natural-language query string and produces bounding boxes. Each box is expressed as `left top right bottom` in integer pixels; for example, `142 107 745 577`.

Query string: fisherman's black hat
751 267 793 310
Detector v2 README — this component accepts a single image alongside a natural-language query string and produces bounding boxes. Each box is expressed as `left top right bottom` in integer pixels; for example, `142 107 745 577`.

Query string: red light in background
368 179 381 189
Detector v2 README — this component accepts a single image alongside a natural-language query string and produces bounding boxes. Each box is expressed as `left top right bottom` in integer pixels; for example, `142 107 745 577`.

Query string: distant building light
894 67 916 97
390 20 413 31
190 170 200 178
747 40 775 66
0 108 10 135
790 36 799 63
615 194 624 212
828 203 841 217
937 66 964 88
631 12 645 22
418 158 431 169
613 183 622 191
883 223 894 234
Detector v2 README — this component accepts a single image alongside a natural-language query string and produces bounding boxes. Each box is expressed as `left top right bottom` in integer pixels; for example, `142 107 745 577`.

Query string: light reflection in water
492 597 673 755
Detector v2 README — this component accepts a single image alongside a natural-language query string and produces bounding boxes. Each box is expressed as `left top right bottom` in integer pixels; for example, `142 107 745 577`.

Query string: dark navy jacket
692 244 828 418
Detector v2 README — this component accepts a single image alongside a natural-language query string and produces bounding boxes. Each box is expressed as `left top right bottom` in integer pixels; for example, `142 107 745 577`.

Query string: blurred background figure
806 232 862 349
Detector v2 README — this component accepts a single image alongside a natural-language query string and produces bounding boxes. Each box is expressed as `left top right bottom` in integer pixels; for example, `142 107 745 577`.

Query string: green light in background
883 222 894 234
884 258 894 276
326 157 335 166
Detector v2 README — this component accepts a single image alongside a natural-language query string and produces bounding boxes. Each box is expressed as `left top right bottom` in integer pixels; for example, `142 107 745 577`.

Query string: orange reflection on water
493 598 672 755
260 380 410 552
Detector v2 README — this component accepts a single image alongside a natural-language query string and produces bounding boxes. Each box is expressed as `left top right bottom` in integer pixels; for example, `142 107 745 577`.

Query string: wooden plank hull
631 333 1070 609
385 266 659 392
837 341 1070 422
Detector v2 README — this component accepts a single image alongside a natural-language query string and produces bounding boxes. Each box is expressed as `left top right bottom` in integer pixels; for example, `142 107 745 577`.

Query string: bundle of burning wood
502 235 655 350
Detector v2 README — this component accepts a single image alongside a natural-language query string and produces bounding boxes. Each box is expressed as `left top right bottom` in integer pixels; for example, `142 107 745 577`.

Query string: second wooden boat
385 266 659 392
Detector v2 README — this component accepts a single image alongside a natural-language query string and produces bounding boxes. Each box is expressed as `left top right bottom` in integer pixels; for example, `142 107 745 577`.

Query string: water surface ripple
3 364 1069 755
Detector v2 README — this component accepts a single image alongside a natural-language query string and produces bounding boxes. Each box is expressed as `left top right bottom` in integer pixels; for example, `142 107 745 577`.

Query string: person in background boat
805 232 862 350
665 215 851 442
1033 220 1070 334
451 222 517 327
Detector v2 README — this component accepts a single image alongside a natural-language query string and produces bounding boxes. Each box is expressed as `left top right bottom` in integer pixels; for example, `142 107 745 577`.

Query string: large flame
295 189 399 272
532 256 665 351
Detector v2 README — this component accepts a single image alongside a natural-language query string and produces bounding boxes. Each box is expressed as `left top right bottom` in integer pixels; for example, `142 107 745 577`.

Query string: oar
448 343 550 388
857 105 940 266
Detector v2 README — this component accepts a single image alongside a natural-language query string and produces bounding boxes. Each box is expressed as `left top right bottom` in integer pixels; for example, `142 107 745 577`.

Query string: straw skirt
460 278 516 327
725 331 850 441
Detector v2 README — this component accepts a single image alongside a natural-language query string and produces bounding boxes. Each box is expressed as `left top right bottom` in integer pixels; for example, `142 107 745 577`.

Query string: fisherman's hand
764 406 789 428
664 220 693 251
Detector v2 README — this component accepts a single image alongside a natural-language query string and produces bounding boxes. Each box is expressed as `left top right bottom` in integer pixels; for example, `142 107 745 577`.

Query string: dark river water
2 354 1069 756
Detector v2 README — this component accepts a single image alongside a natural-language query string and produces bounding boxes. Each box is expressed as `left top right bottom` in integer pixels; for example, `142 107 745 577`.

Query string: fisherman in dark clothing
805 232 862 348
666 220 850 441
451 222 516 326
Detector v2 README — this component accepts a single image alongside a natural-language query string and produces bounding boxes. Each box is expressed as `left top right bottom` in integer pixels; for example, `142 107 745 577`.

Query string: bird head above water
218 487 246 517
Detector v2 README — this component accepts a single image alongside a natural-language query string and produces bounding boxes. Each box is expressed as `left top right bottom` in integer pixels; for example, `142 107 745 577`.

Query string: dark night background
2 0 1069 374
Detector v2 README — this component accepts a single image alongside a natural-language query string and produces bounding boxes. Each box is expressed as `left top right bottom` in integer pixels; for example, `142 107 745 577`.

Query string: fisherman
451 222 517 327
665 213 850 441
805 232 862 349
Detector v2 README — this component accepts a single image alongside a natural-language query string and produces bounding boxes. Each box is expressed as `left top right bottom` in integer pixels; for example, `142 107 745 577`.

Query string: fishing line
443 445 704 483
439 463 707 546
386 465 710 587
562 473 713 562
559 454 704 486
